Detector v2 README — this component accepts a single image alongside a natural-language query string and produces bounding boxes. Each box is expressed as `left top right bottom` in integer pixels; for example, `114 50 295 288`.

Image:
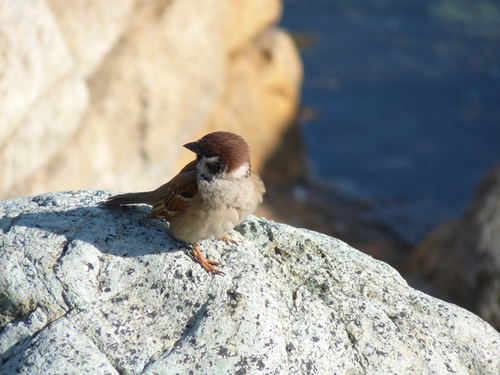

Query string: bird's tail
103 191 155 207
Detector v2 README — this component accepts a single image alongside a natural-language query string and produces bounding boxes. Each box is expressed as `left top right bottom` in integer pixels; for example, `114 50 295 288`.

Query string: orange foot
191 243 224 275
219 235 237 245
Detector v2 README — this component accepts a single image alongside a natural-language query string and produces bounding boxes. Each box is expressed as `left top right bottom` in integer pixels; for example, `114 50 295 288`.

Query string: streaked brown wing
149 160 198 219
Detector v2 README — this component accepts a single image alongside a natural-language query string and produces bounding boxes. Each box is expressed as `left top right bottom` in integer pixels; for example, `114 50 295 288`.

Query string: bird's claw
219 235 238 245
191 243 224 275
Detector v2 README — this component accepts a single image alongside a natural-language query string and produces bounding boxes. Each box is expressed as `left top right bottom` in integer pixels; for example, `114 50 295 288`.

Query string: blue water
280 0 500 242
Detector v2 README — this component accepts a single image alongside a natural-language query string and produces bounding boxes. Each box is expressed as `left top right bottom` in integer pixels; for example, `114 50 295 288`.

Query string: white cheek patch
197 158 210 176
228 164 250 180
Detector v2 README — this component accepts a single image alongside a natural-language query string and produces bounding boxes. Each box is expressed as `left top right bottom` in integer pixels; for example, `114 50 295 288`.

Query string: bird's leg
191 243 224 275
219 235 237 245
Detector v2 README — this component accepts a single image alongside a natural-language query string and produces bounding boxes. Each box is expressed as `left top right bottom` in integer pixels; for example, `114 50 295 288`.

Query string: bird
103 131 265 275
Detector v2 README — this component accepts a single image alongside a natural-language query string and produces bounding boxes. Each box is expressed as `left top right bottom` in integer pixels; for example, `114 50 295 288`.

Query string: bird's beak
183 141 202 155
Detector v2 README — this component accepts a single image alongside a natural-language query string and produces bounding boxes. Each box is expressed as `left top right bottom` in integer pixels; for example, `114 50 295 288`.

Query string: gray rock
1 316 119 375
1 190 499 374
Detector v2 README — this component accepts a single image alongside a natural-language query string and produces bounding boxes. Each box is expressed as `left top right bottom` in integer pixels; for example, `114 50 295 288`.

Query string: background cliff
0 0 302 199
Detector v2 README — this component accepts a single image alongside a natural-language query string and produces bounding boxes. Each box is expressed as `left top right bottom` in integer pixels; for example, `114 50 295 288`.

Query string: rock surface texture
0 0 302 199
1 190 499 374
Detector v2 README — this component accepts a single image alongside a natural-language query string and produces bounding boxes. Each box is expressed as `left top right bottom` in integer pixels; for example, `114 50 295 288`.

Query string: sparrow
104 131 265 275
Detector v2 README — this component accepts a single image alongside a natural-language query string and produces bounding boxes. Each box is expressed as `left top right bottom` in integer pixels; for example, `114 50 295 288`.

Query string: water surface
280 0 500 242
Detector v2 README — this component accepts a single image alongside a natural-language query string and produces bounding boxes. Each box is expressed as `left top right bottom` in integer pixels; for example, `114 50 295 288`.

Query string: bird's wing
149 160 198 219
